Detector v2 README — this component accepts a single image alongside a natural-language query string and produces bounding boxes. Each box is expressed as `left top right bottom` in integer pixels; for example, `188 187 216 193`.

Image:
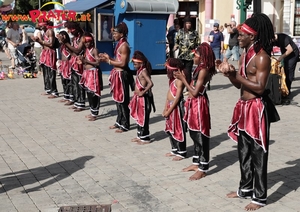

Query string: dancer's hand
173 70 185 81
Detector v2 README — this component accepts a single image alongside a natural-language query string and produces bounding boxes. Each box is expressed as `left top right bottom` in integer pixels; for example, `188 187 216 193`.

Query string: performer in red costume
129 50 155 144
33 21 58 98
63 22 86 112
78 33 101 121
57 30 72 102
219 13 280 211
163 58 186 161
100 22 134 133
174 43 216 180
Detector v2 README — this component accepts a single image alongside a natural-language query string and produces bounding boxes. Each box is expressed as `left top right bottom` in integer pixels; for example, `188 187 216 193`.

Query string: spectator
174 16 199 94
167 19 180 58
209 23 224 60
6 22 21 69
273 33 300 104
20 25 29 44
224 21 240 62
33 23 43 75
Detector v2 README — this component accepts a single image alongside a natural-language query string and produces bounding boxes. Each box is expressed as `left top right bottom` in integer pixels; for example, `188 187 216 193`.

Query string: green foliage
15 0 63 14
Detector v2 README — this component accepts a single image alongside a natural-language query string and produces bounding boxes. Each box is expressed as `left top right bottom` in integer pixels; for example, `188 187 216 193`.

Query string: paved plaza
1 53 300 212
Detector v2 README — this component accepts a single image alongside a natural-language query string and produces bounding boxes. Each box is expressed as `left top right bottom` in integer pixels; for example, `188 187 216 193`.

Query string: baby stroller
15 43 37 78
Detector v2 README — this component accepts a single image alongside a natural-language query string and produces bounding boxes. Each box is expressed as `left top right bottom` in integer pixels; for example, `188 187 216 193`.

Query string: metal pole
39 0 41 9
236 0 252 24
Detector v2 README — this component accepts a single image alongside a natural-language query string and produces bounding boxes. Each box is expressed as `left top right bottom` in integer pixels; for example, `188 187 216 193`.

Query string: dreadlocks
195 42 216 79
132 51 152 76
59 30 71 44
66 21 83 36
166 58 185 81
114 22 128 37
244 13 275 56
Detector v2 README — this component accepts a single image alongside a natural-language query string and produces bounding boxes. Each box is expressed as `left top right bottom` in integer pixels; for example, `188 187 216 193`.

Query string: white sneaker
9 66 15 69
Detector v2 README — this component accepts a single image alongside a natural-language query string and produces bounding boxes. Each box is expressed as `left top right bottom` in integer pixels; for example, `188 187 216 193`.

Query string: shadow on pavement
268 158 300 204
0 156 94 194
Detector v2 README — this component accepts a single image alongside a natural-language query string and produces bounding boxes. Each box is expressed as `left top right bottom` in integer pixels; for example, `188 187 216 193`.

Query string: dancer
78 33 101 121
129 50 155 144
219 13 280 210
100 22 134 133
63 22 86 112
163 58 186 161
57 30 72 103
33 21 58 97
174 43 216 180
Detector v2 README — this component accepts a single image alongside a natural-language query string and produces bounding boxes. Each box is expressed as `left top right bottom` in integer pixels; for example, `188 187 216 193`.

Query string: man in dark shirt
209 23 224 60
224 21 240 62
273 33 299 104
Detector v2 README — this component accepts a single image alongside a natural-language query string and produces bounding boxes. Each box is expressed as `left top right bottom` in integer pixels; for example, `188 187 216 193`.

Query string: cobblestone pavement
1 53 300 212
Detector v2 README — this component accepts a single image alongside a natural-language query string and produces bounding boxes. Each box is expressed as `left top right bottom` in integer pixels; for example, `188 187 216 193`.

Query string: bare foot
131 137 140 142
165 152 175 157
226 191 238 198
182 164 198 172
88 117 97 121
245 203 263 211
64 101 74 106
48 95 58 99
85 114 93 118
109 125 117 129
189 170 206 181
172 156 184 161
69 106 76 109
58 99 67 103
136 140 151 145
115 129 125 133
74 108 85 112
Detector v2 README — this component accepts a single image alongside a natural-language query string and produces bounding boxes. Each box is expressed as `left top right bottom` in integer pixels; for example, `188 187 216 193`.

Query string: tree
15 0 63 14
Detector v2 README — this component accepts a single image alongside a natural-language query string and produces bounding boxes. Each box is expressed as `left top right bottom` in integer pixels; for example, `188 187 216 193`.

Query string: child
128 50 155 145
78 32 101 121
174 42 216 180
163 58 186 161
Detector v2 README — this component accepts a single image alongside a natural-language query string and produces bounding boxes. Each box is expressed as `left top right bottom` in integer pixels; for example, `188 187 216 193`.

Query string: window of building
294 0 300 35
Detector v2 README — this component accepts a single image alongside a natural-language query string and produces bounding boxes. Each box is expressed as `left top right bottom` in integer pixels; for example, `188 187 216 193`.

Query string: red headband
165 63 178 70
132 58 143 63
240 23 257 35
85 36 93 42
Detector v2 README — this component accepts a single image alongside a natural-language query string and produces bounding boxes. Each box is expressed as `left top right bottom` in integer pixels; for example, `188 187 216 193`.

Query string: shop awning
64 0 109 12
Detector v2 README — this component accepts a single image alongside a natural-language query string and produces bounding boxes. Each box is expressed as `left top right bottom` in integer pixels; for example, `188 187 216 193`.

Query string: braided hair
66 21 83 37
132 50 152 76
114 22 128 37
244 13 274 56
166 58 185 81
59 30 71 44
195 42 216 80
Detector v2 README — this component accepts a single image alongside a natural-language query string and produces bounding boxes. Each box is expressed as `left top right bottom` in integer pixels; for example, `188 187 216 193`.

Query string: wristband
108 59 111 65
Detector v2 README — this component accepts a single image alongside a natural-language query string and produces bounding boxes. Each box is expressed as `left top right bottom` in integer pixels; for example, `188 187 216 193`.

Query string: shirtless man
33 21 58 97
100 22 134 133
219 13 279 211
174 43 216 180
129 50 154 144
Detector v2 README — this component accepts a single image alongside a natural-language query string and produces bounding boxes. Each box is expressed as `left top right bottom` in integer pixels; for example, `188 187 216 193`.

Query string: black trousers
114 70 130 131
71 70 85 108
87 91 100 116
284 53 298 94
137 94 151 141
61 77 71 100
41 64 51 94
237 130 269 206
189 130 210 172
44 65 58 96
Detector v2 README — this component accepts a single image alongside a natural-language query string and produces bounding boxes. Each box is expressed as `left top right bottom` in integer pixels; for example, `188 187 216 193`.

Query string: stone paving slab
1 53 300 212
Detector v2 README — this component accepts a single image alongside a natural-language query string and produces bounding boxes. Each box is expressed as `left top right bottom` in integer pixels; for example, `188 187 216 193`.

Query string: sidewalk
1 51 300 212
